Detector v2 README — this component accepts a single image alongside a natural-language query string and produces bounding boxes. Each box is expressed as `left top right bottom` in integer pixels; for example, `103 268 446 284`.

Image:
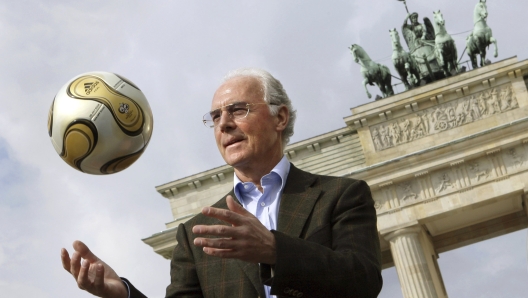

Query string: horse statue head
433 10 445 27
349 44 370 65
389 28 402 51
474 0 488 25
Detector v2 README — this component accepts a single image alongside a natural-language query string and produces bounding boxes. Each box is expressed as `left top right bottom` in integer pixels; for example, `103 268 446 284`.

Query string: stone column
384 226 447 298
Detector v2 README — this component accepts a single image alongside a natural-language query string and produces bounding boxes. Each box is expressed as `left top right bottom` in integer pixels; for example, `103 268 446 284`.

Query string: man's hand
192 195 277 264
61 240 128 298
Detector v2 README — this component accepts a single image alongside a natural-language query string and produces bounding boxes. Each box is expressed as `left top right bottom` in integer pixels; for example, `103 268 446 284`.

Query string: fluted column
385 226 444 298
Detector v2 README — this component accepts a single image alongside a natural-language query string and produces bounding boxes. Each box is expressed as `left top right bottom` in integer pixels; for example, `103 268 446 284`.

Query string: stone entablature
344 57 528 166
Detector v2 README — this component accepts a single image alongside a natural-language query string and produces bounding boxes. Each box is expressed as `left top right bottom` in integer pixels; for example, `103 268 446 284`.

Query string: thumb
72 240 99 263
226 195 251 216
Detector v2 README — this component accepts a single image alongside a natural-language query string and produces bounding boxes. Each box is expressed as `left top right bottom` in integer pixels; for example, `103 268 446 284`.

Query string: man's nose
217 111 235 131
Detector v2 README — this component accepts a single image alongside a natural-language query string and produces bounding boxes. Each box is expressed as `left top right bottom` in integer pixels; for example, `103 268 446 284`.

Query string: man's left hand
192 195 277 264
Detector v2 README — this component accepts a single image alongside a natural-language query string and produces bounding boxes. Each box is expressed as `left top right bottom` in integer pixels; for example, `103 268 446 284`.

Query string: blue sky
0 1 527 297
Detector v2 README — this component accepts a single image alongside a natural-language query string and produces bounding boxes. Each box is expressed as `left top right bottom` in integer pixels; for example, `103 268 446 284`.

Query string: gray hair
223 68 297 147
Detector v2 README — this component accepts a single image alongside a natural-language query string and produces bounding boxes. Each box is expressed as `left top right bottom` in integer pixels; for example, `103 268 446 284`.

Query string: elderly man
61 68 382 298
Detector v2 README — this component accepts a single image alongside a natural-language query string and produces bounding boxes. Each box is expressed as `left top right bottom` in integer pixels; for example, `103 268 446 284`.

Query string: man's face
211 76 286 170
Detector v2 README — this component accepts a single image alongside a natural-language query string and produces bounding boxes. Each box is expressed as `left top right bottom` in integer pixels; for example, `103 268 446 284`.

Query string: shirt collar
233 155 291 197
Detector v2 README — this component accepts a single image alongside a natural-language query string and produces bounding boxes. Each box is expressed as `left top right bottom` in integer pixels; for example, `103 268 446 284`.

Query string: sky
0 0 527 297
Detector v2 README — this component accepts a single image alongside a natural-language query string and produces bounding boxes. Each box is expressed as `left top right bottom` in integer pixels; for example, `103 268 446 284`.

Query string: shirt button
244 184 250 189
260 202 266 207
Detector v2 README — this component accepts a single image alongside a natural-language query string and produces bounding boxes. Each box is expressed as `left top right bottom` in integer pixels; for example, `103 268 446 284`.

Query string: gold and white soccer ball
47 71 153 175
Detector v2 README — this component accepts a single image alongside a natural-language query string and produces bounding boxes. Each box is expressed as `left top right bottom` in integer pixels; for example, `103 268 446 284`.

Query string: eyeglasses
202 102 277 128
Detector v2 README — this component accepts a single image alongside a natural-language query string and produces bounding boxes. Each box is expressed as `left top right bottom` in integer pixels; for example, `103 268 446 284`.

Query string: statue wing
423 17 435 41
401 25 416 52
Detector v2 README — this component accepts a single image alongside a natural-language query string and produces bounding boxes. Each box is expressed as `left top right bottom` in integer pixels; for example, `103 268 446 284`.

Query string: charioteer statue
400 9 442 83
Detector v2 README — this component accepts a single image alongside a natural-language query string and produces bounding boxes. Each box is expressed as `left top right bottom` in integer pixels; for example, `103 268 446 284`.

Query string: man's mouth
224 137 243 148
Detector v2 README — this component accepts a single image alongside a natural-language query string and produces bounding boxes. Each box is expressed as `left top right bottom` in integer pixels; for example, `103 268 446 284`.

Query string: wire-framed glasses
202 102 276 128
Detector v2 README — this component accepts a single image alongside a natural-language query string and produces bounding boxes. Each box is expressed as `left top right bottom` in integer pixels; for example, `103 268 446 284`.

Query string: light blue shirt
233 155 290 298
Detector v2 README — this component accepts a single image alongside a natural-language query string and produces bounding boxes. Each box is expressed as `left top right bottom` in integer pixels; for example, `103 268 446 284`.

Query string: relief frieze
371 84 519 151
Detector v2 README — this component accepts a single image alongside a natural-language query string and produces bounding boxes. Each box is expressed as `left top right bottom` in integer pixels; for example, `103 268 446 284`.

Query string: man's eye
231 107 247 116
211 112 221 121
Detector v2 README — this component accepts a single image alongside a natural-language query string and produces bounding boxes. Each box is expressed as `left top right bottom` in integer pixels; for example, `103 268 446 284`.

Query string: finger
226 195 252 217
94 263 105 292
70 251 82 279
202 247 235 258
193 224 234 237
194 236 235 248
77 259 91 290
61 248 71 272
201 206 244 226
73 240 99 263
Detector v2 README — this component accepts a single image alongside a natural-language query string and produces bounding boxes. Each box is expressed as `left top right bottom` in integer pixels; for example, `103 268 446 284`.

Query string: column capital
379 221 421 240
384 225 422 242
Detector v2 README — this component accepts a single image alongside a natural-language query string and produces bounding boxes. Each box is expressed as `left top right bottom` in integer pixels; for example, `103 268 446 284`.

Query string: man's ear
275 105 289 132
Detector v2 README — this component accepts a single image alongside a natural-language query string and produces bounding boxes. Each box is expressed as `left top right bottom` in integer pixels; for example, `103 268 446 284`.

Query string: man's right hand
61 240 128 298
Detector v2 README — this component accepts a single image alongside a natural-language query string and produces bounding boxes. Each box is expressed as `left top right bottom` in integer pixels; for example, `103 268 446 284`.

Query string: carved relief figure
421 113 430 134
456 111 466 126
468 162 490 181
470 96 481 120
488 88 500 114
399 181 419 201
507 148 524 168
500 85 519 111
401 118 412 142
477 93 488 116
374 200 382 210
372 128 382 150
379 125 389 148
392 122 402 145
436 173 455 193
509 86 519 108
446 106 457 128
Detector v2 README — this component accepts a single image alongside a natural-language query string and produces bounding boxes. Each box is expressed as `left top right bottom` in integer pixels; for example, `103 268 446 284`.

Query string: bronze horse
466 0 498 68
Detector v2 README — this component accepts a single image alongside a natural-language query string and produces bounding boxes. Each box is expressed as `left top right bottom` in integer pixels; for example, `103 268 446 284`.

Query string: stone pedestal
384 226 446 298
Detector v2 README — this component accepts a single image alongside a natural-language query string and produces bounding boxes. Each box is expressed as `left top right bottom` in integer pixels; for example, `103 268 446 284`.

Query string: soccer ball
47 71 153 175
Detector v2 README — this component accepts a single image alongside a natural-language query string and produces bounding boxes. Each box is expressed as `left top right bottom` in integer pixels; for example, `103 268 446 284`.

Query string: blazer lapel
277 164 321 238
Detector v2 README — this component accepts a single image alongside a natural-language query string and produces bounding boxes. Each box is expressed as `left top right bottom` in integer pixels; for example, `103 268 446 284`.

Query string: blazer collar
277 164 321 237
